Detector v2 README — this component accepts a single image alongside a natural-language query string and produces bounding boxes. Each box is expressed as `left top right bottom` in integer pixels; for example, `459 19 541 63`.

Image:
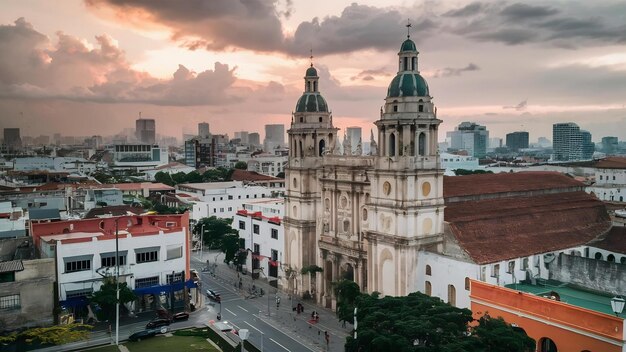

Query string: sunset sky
1 0 625 142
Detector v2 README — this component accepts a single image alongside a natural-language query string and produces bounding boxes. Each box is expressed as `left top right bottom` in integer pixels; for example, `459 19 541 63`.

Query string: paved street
192 250 352 352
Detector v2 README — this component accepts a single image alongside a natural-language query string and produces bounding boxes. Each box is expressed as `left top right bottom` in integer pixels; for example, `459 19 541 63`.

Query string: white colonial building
235 198 284 281
32 214 196 316
587 157 626 204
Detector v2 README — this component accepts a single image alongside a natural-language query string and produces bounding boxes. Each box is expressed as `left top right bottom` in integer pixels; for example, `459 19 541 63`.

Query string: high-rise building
506 131 529 151
601 136 618 155
234 131 249 145
264 124 285 152
488 137 502 150
3 128 22 150
135 118 156 144
198 123 210 138
248 133 260 148
346 127 362 154
537 137 551 148
446 122 489 158
552 123 594 161
185 137 215 168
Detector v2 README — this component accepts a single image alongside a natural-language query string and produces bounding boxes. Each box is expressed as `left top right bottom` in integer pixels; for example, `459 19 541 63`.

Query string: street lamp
239 329 250 352
611 296 625 317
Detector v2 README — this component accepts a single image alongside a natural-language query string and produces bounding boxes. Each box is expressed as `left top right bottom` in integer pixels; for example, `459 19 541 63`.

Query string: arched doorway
539 337 558 352
342 263 354 282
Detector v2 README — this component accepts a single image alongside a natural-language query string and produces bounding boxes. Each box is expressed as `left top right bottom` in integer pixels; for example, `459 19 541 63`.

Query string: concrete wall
549 253 626 295
0 258 55 331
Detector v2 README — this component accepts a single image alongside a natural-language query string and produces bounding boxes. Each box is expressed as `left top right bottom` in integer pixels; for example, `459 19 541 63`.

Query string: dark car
146 318 171 329
128 329 158 342
206 289 221 303
172 311 190 321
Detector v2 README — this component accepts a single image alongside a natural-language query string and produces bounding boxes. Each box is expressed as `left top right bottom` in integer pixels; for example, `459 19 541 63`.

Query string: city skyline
1 0 626 141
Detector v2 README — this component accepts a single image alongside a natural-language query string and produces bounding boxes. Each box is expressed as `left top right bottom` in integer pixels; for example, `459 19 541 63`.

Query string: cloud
503 100 528 111
499 3 559 20
350 67 392 81
0 18 248 106
443 2 485 17
431 63 480 78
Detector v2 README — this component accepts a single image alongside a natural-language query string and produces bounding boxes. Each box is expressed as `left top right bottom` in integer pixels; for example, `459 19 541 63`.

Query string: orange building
470 280 626 352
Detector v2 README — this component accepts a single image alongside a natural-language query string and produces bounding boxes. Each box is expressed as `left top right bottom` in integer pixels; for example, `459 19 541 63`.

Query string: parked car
128 329 158 342
172 311 190 321
206 289 221 303
146 318 171 329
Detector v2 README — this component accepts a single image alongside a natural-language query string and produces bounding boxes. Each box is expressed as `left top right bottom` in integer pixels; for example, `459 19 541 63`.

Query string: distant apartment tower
552 123 594 161
346 127 362 154
3 128 22 150
248 133 260 148
602 137 618 155
234 131 249 145
446 122 489 158
184 137 215 168
506 131 529 151
135 118 156 144
537 137 551 148
263 124 285 152
198 123 210 138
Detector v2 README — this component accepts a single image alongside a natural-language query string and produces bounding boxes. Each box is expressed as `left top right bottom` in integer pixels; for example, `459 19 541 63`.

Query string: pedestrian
315 312 320 323
325 331 330 348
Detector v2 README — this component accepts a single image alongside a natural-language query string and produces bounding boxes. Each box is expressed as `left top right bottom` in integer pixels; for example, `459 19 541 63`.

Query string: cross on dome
406 19 412 38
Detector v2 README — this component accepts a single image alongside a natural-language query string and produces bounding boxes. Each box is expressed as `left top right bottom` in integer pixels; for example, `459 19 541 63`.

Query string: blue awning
133 279 196 296
60 296 89 308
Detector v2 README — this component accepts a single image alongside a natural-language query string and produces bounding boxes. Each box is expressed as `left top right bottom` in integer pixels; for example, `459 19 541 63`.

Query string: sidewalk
193 251 353 351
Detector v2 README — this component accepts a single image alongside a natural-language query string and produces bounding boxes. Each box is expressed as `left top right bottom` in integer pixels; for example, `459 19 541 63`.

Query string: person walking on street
325 331 330 349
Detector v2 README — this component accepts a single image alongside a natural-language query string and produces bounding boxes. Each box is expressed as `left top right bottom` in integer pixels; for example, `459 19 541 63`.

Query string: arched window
307 81 311 92
595 252 604 260
412 57 416 70
425 265 431 276
319 139 326 156
608 254 615 262
418 104 424 112
319 117 323 122
299 141 304 158
403 57 408 71
313 81 317 92
425 281 432 296
448 285 456 307
465 277 470 291
300 117 303 123
389 133 396 157
539 337 558 352
393 105 398 112
418 133 426 156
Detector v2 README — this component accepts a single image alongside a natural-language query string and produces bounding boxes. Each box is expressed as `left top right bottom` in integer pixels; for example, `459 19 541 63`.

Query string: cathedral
284 32 445 309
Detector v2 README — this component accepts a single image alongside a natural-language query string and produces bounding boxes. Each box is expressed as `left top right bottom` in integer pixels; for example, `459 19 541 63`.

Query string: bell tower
365 28 445 296
284 59 338 295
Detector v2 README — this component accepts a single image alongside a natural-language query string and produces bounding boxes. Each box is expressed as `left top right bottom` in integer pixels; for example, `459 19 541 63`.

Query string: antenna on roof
406 19 412 38
310 47 314 67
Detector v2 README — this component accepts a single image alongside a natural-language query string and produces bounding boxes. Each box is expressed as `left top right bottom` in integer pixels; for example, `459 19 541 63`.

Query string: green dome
400 38 417 52
387 72 429 97
305 66 318 77
295 93 328 112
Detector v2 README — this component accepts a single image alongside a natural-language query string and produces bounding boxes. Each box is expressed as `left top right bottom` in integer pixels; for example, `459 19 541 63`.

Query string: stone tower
365 33 445 296
284 63 338 294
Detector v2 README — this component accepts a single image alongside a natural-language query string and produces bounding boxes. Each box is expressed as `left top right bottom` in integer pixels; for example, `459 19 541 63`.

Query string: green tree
194 216 241 264
275 171 285 179
334 280 361 324
234 161 248 170
454 169 494 176
343 292 534 352
171 171 188 185
471 314 536 352
154 171 174 186
89 277 137 321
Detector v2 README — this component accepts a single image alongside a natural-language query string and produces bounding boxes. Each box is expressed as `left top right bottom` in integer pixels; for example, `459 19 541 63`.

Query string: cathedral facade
284 34 445 309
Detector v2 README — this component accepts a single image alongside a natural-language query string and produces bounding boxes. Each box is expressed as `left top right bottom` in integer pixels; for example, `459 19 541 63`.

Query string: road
193 255 320 352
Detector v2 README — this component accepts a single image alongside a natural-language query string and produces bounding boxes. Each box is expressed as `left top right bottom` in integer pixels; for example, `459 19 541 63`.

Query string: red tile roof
593 157 626 169
103 182 175 191
443 171 582 199
231 169 283 182
588 227 626 254
445 191 611 264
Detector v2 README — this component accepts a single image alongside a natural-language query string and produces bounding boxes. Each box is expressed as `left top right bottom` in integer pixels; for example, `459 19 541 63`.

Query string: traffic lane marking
253 315 317 352
224 308 237 316
270 337 291 352
237 305 249 312
243 321 263 334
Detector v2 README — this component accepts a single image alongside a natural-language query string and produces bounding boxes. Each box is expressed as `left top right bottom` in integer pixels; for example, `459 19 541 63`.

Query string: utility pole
200 223 205 261
115 219 120 345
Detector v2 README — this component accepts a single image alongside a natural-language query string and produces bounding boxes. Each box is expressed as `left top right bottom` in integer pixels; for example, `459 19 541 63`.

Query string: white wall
52 229 187 301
